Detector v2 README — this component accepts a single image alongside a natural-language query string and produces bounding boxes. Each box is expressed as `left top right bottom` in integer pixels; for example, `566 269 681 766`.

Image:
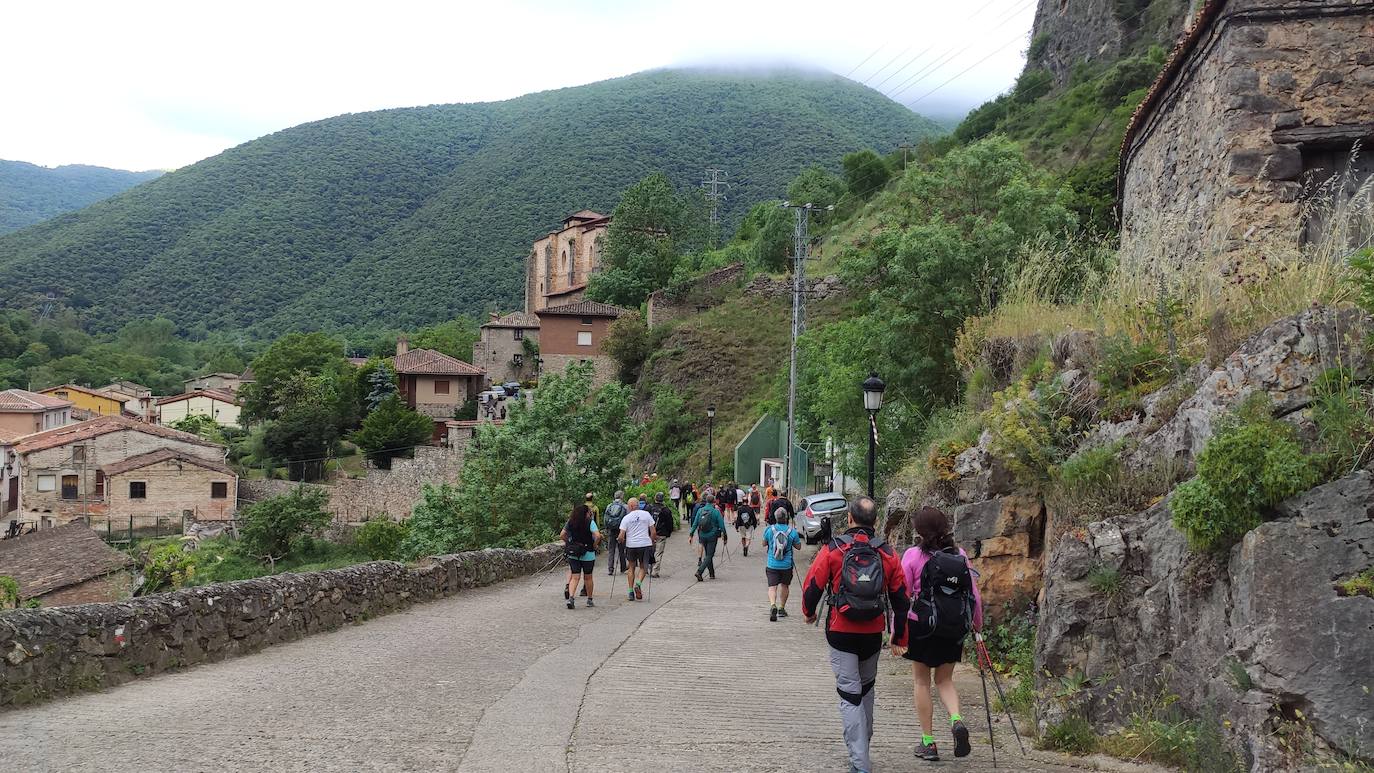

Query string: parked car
798 492 847 543
501 381 521 397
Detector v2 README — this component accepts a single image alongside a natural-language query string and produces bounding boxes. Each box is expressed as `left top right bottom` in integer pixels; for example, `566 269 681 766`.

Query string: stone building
101 449 238 523
534 300 627 387
524 210 610 314
1119 0 1374 261
0 523 134 606
390 338 486 441
471 311 540 387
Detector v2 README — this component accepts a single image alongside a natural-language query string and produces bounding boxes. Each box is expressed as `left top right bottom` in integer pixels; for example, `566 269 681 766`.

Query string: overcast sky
1 0 1037 171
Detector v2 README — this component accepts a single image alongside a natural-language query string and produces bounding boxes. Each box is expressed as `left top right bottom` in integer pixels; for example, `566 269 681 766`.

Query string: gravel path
0 531 1163 772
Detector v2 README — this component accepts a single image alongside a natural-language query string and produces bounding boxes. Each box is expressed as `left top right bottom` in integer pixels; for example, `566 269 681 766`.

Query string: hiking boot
776 607 788 618
915 741 939 761
634 584 643 600
769 607 778 622
628 589 636 600
743 546 748 556
952 720 971 757
695 573 703 582
586 597 595 608
566 597 575 610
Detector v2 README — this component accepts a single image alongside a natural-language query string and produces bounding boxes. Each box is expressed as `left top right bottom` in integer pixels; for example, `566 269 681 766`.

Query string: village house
1119 0 1374 262
11 416 231 529
534 299 627 387
156 388 242 428
0 522 135 606
471 311 540 387
525 210 611 314
184 372 245 394
391 337 485 436
99 380 155 421
0 388 73 436
39 384 123 418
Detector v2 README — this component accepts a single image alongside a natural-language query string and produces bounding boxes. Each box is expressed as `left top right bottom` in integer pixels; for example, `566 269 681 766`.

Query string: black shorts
765 567 793 586
625 545 654 564
903 635 965 667
568 557 594 574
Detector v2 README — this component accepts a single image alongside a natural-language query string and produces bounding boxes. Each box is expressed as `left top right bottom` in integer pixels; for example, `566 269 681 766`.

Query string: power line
884 0 1029 98
888 0 1037 100
863 45 914 87
845 43 886 78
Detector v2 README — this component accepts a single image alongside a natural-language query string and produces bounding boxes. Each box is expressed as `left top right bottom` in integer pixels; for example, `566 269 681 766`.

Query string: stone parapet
0 543 562 709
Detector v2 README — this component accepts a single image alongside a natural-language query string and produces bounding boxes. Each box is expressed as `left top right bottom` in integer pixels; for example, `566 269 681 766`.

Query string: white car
798 492 847 543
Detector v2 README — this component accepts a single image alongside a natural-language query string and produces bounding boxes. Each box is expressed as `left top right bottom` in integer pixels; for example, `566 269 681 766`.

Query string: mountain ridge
0 159 162 234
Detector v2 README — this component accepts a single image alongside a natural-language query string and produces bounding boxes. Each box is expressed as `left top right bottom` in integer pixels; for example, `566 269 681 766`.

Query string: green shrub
238 488 334 562
141 542 198 593
1099 696 1243 772
1170 397 1319 552
1095 334 1171 395
1040 714 1097 753
1337 567 1374 598
0 575 19 609
1056 443 1121 488
354 519 407 561
984 377 1078 484
982 605 1037 717
1311 368 1374 476
1087 564 1124 599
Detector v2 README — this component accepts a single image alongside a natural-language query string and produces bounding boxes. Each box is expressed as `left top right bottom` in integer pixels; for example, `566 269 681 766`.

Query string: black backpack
909 548 974 641
829 534 888 622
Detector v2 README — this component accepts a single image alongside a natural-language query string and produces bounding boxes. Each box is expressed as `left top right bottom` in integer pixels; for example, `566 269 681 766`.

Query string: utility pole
779 201 832 497
898 142 914 168
701 167 729 236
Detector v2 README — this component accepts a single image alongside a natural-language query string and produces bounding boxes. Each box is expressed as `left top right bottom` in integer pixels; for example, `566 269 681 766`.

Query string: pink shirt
901 546 984 632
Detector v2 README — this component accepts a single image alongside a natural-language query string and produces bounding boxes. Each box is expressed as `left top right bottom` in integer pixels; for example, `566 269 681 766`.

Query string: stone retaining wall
0 543 562 709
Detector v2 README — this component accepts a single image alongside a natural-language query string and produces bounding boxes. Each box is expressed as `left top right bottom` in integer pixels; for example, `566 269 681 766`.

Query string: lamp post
862 372 885 498
706 404 716 480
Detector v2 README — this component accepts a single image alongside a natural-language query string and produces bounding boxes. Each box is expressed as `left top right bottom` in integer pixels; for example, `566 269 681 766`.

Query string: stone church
523 210 610 314
1118 0 1374 261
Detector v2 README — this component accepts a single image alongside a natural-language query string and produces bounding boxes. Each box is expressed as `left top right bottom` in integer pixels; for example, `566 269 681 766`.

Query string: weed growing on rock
0 575 18 609
1223 657 1255 692
983 376 1079 485
1046 446 1184 534
1039 714 1097 753
1311 368 1374 478
1336 567 1374 598
1087 565 1124 600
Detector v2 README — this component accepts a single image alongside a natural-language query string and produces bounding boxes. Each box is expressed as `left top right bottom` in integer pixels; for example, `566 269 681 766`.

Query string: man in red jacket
803 496 909 773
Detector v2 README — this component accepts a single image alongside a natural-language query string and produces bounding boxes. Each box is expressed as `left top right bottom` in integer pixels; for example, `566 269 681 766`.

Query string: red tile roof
391 348 485 376
100 447 235 478
0 523 133 600
155 388 240 406
536 300 629 318
0 388 72 412
12 415 222 455
481 311 541 329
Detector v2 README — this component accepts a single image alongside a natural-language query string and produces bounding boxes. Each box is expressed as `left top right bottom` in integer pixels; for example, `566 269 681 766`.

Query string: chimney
396 336 409 356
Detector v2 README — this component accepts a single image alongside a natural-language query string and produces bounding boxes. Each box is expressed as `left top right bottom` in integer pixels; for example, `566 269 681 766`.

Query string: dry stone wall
0 543 562 709
239 445 465 521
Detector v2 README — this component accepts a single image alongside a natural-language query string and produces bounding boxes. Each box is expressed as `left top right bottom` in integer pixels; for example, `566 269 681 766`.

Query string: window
513 328 524 341
1299 141 1374 246
211 481 228 499
61 475 79 500
576 331 593 347
513 353 524 366
129 481 146 499
580 316 594 325
37 475 56 492
434 380 450 395
95 471 105 498
72 446 85 463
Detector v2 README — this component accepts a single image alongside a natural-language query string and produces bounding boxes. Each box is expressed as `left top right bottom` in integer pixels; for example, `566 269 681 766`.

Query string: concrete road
0 531 1158 772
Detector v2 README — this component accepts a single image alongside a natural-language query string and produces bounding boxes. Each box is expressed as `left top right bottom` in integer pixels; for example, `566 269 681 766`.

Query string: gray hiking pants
829 647 879 772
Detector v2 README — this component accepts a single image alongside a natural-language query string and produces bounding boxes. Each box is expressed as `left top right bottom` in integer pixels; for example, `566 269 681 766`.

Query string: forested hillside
0 160 160 233
0 68 941 336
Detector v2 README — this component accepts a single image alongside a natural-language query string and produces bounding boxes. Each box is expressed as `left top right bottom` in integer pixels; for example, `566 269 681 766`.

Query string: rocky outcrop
0 544 562 709
954 495 1046 619
1036 472 1374 768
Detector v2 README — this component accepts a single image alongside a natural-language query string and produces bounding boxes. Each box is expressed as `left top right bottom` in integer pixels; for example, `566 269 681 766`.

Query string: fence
74 513 206 544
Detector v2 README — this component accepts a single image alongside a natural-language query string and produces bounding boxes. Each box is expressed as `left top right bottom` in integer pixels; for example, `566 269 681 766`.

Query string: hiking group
560 481 987 772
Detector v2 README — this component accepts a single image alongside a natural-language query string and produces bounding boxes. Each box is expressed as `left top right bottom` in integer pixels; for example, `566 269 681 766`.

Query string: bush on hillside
602 311 655 384
238 488 334 563
354 519 408 561
351 394 434 470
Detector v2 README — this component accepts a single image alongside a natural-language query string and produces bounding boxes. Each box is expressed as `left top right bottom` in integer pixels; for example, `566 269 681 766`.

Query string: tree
734 202 793 272
841 149 893 200
586 172 709 307
351 395 434 470
601 311 654 384
400 362 636 557
240 332 346 422
237 488 333 564
786 164 845 207
170 414 225 443
263 403 341 481
363 363 398 412
408 318 479 362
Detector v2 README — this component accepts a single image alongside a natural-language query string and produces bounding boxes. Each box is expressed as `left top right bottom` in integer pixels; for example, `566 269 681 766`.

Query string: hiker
683 483 698 525
748 483 763 516
733 497 759 557
560 503 601 609
718 482 736 521
762 507 802 621
619 497 657 601
690 493 727 581
669 479 682 519
651 492 674 577
584 492 600 523
802 496 909 773
766 488 795 525
899 506 984 761
603 491 629 577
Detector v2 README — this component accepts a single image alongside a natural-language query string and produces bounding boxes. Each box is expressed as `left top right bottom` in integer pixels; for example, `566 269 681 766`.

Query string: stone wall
743 273 846 302
0 543 563 709
239 445 465 521
645 263 745 328
1121 0 1374 265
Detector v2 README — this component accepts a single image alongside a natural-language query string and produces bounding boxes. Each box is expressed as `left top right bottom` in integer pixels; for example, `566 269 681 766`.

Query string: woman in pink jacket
894 506 983 762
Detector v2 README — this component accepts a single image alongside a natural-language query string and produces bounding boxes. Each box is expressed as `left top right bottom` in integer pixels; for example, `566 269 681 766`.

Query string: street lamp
707 404 716 480
862 372 885 498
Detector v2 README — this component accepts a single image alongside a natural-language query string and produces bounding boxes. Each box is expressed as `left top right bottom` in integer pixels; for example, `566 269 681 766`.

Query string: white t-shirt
620 509 655 548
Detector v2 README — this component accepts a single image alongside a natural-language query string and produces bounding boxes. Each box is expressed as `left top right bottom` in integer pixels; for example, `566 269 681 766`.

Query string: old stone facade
0 543 562 708
1120 0 1374 263
645 263 746 328
524 210 610 314
103 452 237 522
471 311 540 387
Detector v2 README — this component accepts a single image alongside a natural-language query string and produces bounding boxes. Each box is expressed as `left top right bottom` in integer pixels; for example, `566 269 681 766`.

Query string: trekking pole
977 655 998 769
976 633 1028 756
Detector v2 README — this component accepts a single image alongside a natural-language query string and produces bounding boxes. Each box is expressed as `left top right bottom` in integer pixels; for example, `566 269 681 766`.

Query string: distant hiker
762 509 802 622
603 492 629 577
899 506 983 761
690 493 727 581
651 492 675 577
619 497 657 601
802 496 909 773
764 479 777 502
584 492 600 523
748 484 763 515
766 490 795 525
716 482 735 521
560 503 601 609
733 499 759 557
683 484 699 525
669 480 683 519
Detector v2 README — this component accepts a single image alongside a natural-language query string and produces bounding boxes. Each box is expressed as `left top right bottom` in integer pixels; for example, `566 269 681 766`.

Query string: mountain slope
0 160 161 234
0 68 942 335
